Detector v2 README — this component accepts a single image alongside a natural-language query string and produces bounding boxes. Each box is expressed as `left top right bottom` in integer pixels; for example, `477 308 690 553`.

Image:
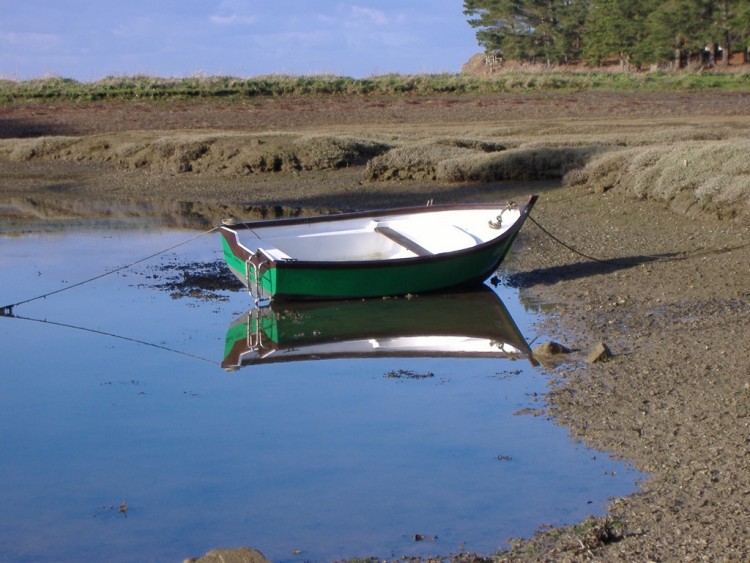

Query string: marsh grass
1 70 748 103
565 140 750 219
0 132 392 176
3 127 748 223
363 141 606 182
1 88 747 221
439 145 608 182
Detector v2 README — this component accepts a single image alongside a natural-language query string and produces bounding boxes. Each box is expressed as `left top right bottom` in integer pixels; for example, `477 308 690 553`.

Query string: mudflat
1 91 749 561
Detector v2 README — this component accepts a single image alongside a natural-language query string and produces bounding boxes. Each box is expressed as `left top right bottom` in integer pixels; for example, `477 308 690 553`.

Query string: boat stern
219 225 277 304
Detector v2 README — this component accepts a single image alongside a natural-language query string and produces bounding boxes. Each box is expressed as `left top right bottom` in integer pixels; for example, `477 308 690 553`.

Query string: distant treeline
1 72 749 103
464 0 750 68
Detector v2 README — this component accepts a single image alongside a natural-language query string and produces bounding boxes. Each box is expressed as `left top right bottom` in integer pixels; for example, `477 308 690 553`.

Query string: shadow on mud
505 253 678 288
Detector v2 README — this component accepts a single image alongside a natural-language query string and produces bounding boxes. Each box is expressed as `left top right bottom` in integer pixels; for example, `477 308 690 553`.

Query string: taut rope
1 226 218 316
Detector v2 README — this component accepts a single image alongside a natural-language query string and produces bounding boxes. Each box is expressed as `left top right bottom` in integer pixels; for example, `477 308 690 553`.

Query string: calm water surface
0 226 641 562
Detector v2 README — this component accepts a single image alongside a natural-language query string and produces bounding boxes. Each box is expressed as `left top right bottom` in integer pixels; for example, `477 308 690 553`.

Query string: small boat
219 195 537 303
221 288 538 370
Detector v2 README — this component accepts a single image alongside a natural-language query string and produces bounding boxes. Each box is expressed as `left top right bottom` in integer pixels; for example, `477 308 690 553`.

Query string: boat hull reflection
223 288 537 369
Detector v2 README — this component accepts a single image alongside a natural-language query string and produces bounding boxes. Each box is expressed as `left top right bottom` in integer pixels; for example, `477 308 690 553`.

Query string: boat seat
375 219 480 256
374 225 432 256
253 245 292 261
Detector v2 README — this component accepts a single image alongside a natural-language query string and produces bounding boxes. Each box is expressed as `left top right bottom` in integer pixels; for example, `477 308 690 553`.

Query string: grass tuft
564 140 750 219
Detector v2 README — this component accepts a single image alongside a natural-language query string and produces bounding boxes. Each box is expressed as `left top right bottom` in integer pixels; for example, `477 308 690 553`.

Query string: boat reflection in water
222 287 538 370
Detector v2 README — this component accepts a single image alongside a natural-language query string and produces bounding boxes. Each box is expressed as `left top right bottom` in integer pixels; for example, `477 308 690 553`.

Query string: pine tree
643 0 711 68
464 0 527 59
464 0 590 64
556 0 590 62
710 0 748 65
733 0 750 62
463 0 750 67
582 0 653 68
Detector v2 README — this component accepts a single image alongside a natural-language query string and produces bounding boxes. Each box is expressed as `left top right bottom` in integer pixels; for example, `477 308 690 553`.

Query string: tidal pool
0 226 641 562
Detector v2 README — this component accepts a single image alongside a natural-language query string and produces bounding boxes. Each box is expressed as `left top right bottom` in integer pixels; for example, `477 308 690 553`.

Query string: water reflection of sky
0 228 642 562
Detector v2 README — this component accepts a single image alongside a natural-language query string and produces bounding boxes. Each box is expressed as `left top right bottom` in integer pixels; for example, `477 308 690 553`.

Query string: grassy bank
2 120 748 222
1 70 749 103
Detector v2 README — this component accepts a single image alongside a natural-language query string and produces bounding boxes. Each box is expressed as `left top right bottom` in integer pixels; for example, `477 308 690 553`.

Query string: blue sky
0 1 481 81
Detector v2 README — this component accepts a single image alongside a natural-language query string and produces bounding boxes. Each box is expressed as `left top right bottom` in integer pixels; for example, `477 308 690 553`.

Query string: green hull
219 197 536 302
221 232 519 300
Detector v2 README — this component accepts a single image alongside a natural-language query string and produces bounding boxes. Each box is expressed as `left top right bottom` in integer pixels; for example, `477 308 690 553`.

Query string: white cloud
349 6 388 26
245 29 331 54
209 14 257 26
209 0 259 27
111 17 156 38
0 31 61 50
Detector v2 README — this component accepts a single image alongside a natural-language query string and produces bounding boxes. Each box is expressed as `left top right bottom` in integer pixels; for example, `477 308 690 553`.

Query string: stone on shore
587 341 613 363
533 340 572 356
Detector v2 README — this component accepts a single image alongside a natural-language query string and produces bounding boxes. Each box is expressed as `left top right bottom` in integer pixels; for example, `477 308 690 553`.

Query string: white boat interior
236 208 522 262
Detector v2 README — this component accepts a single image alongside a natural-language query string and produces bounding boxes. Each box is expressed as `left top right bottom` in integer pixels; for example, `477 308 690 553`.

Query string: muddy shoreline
1 93 749 561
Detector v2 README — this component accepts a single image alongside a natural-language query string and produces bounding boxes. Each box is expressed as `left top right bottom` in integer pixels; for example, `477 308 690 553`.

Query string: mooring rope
527 213 656 266
8 312 218 365
527 214 614 263
1 226 218 316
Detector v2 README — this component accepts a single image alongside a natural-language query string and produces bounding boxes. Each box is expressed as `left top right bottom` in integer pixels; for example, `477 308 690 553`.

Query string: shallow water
0 227 641 562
